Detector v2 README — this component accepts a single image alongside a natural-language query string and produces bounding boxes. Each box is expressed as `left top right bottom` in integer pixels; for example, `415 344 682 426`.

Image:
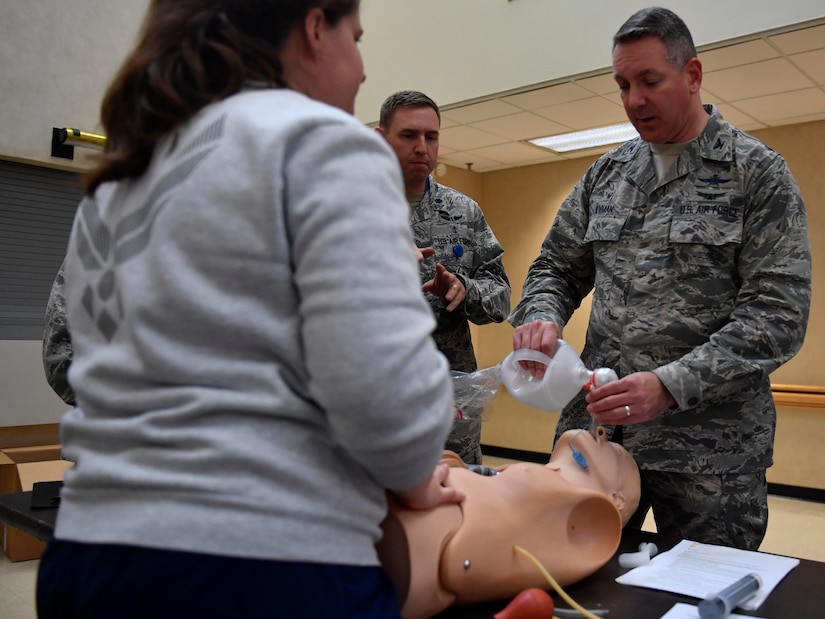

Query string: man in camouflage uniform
378 91 511 464
509 7 811 550
43 258 76 406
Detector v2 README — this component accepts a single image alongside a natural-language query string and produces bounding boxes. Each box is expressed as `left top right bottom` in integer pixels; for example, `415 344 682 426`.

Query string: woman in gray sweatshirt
36 1 463 617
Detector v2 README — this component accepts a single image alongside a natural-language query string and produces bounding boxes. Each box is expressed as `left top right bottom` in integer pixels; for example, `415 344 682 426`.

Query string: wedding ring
625 405 631 417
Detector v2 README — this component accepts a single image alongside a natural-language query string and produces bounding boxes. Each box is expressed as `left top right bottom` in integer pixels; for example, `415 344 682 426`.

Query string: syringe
697 573 762 619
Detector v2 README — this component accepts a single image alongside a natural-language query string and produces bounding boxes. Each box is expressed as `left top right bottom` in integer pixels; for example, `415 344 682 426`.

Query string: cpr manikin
376 426 641 619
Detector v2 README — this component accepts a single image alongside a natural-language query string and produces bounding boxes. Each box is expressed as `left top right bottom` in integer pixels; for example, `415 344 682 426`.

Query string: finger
513 324 529 349
526 322 556 376
512 328 542 375
587 379 623 400
618 404 632 424
444 282 457 302
445 287 465 312
512 323 539 375
534 323 559 356
433 464 465 504
419 246 436 260
440 485 466 504
431 264 449 292
589 400 633 424
586 381 625 409
433 462 451 483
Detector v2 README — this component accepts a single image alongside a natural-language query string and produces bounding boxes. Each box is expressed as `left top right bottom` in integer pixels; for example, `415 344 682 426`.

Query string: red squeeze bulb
493 588 555 619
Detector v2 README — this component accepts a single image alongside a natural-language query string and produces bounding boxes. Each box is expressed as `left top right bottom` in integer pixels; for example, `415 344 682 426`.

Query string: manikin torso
377 427 640 619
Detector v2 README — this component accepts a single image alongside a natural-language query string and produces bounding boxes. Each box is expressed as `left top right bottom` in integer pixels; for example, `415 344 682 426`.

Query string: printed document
615 539 798 610
659 602 763 619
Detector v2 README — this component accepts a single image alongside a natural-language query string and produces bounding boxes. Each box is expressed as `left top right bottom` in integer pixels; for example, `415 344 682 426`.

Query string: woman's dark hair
613 7 696 71
85 0 359 194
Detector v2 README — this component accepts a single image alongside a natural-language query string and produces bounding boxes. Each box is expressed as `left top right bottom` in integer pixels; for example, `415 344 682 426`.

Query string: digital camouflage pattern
43 258 76 406
510 106 811 475
412 178 511 464
628 470 768 551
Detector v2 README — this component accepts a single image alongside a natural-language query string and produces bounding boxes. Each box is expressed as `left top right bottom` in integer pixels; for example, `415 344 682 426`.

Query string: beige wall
4 1 825 168
753 122 825 387
356 0 825 125
2 2 823 487
771 404 825 490
444 118 825 462
0 1 149 170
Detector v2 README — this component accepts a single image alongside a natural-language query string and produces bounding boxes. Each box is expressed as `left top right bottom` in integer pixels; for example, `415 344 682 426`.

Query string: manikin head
547 426 640 526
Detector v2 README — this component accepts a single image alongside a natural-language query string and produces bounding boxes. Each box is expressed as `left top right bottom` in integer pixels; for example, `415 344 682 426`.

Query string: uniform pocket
670 201 743 246
668 201 743 273
583 215 625 242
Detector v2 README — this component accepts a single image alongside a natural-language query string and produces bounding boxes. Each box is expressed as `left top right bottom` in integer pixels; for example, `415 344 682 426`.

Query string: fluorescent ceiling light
528 122 639 153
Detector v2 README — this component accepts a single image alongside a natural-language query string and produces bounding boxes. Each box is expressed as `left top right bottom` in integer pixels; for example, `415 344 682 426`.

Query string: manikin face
377 106 440 193
613 36 703 144
548 426 640 525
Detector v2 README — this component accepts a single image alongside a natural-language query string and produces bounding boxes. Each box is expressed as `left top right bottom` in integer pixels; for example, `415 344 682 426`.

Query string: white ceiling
433 22 825 173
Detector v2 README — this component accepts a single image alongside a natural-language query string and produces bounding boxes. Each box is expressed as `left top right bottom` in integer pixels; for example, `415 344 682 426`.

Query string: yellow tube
514 545 605 619
60 128 107 149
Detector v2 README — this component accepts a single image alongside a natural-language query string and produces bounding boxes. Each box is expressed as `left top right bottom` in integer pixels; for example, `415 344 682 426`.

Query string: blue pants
37 539 402 618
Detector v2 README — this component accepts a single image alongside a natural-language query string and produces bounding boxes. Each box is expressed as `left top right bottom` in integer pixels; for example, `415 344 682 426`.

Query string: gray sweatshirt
56 89 454 566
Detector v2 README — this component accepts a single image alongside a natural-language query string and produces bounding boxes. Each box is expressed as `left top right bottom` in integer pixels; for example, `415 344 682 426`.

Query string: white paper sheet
615 539 799 611
659 602 764 619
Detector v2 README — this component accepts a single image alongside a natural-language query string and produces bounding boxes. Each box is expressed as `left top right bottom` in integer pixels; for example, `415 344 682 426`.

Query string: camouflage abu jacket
412 178 511 373
43 258 76 406
509 106 811 474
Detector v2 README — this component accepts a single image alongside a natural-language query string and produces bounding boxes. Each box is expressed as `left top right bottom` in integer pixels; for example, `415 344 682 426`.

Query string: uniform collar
607 105 734 192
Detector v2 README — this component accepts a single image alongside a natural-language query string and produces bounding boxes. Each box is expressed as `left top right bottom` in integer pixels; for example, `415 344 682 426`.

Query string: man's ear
685 57 703 94
375 126 386 137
